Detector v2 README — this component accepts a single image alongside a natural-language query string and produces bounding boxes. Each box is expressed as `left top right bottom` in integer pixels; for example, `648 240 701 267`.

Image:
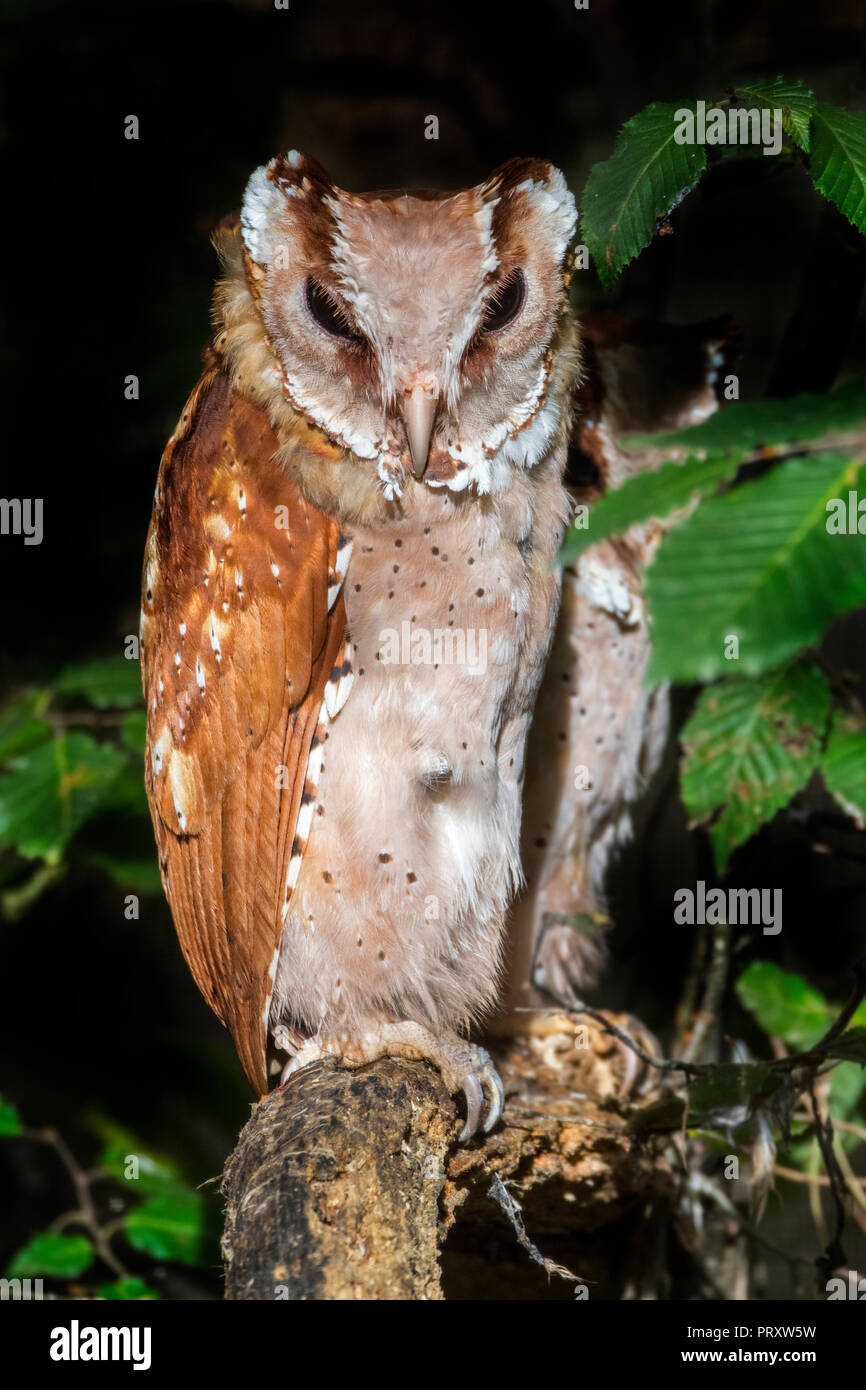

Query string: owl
496 312 728 1021
141 152 580 1140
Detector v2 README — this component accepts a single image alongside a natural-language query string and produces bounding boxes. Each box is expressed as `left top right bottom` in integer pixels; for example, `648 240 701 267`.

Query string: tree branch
221 1026 674 1300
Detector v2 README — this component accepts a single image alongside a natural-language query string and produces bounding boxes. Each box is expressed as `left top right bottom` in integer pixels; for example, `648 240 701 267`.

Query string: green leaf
826 1027 866 1064
582 101 707 286
55 657 143 710
0 734 127 863
560 452 743 564
124 1191 209 1266
735 961 830 1050
829 1060 866 1121
732 77 815 152
680 661 831 871
91 1122 215 1266
809 102 866 237
0 703 52 761
7 1232 93 1279
0 862 66 922
98 1277 161 1300
627 377 866 454
87 851 162 896
99 762 149 817
647 455 866 684
0 1094 22 1136
687 1061 785 1126
95 1129 190 1199
821 707 866 829
121 709 147 756
561 381 866 566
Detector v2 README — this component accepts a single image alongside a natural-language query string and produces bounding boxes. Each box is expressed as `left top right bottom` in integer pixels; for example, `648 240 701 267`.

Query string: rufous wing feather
140 357 348 1093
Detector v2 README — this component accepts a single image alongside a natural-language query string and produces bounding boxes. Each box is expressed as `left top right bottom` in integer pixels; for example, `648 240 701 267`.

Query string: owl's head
226 151 578 509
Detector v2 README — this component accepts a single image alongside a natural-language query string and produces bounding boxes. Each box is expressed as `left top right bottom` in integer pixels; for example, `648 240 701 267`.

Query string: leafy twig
25 1126 129 1280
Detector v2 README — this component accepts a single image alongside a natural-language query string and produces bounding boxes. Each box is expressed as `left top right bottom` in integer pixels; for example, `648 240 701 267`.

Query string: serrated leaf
55 657 143 710
821 707 866 828
628 377 866 454
681 662 831 870
563 382 866 566
0 734 127 863
809 102 866 236
124 1191 209 1266
732 77 815 152
647 455 866 684
582 101 707 286
735 961 831 1050
0 1094 22 1136
7 1232 93 1279
98 1277 161 1300
560 452 743 564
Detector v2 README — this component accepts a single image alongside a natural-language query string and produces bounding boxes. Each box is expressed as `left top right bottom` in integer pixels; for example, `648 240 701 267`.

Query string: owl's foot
278 1021 505 1143
531 911 610 1003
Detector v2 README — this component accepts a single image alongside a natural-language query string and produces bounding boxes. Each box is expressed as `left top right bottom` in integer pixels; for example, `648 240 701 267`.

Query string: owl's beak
403 384 438 479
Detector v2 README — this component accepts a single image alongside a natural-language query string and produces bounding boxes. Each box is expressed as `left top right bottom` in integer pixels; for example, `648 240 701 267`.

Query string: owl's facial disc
303 277 366 345
397 269 530 479
240 151 577 497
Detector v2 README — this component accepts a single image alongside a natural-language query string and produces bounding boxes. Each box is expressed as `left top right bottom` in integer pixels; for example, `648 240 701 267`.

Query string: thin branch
487 1173 581 1286
533 947 866 1085
774 1164 866 1188
681 921 731 1066
808 1078 849 1275
23 1127 128 1280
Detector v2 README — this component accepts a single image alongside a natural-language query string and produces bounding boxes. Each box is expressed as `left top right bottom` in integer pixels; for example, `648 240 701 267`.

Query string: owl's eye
480 269 526 334
304 277 365 345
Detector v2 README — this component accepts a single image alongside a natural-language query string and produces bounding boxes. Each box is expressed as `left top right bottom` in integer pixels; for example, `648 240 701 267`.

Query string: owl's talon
274 1022 504 1143
482 1067 506 1134
279 1039 338 1085
459 1074 484 1142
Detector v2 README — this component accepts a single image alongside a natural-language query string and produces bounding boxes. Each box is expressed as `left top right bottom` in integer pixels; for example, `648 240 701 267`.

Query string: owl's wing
141 358 351 1093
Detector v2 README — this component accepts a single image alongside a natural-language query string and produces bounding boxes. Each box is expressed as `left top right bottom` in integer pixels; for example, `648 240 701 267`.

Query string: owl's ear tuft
483 158 578 269
240 163 285 267
241 152 336 267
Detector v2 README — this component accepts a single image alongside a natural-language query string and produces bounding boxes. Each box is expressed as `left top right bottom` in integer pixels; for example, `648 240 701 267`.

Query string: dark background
1 0 865 1297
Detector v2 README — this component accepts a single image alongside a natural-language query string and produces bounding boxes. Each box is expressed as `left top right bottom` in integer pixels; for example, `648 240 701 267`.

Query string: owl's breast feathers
140 358 350 1092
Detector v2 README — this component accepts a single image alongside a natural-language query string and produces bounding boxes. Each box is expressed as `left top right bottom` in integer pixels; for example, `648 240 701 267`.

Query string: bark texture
221 1015 674 1300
